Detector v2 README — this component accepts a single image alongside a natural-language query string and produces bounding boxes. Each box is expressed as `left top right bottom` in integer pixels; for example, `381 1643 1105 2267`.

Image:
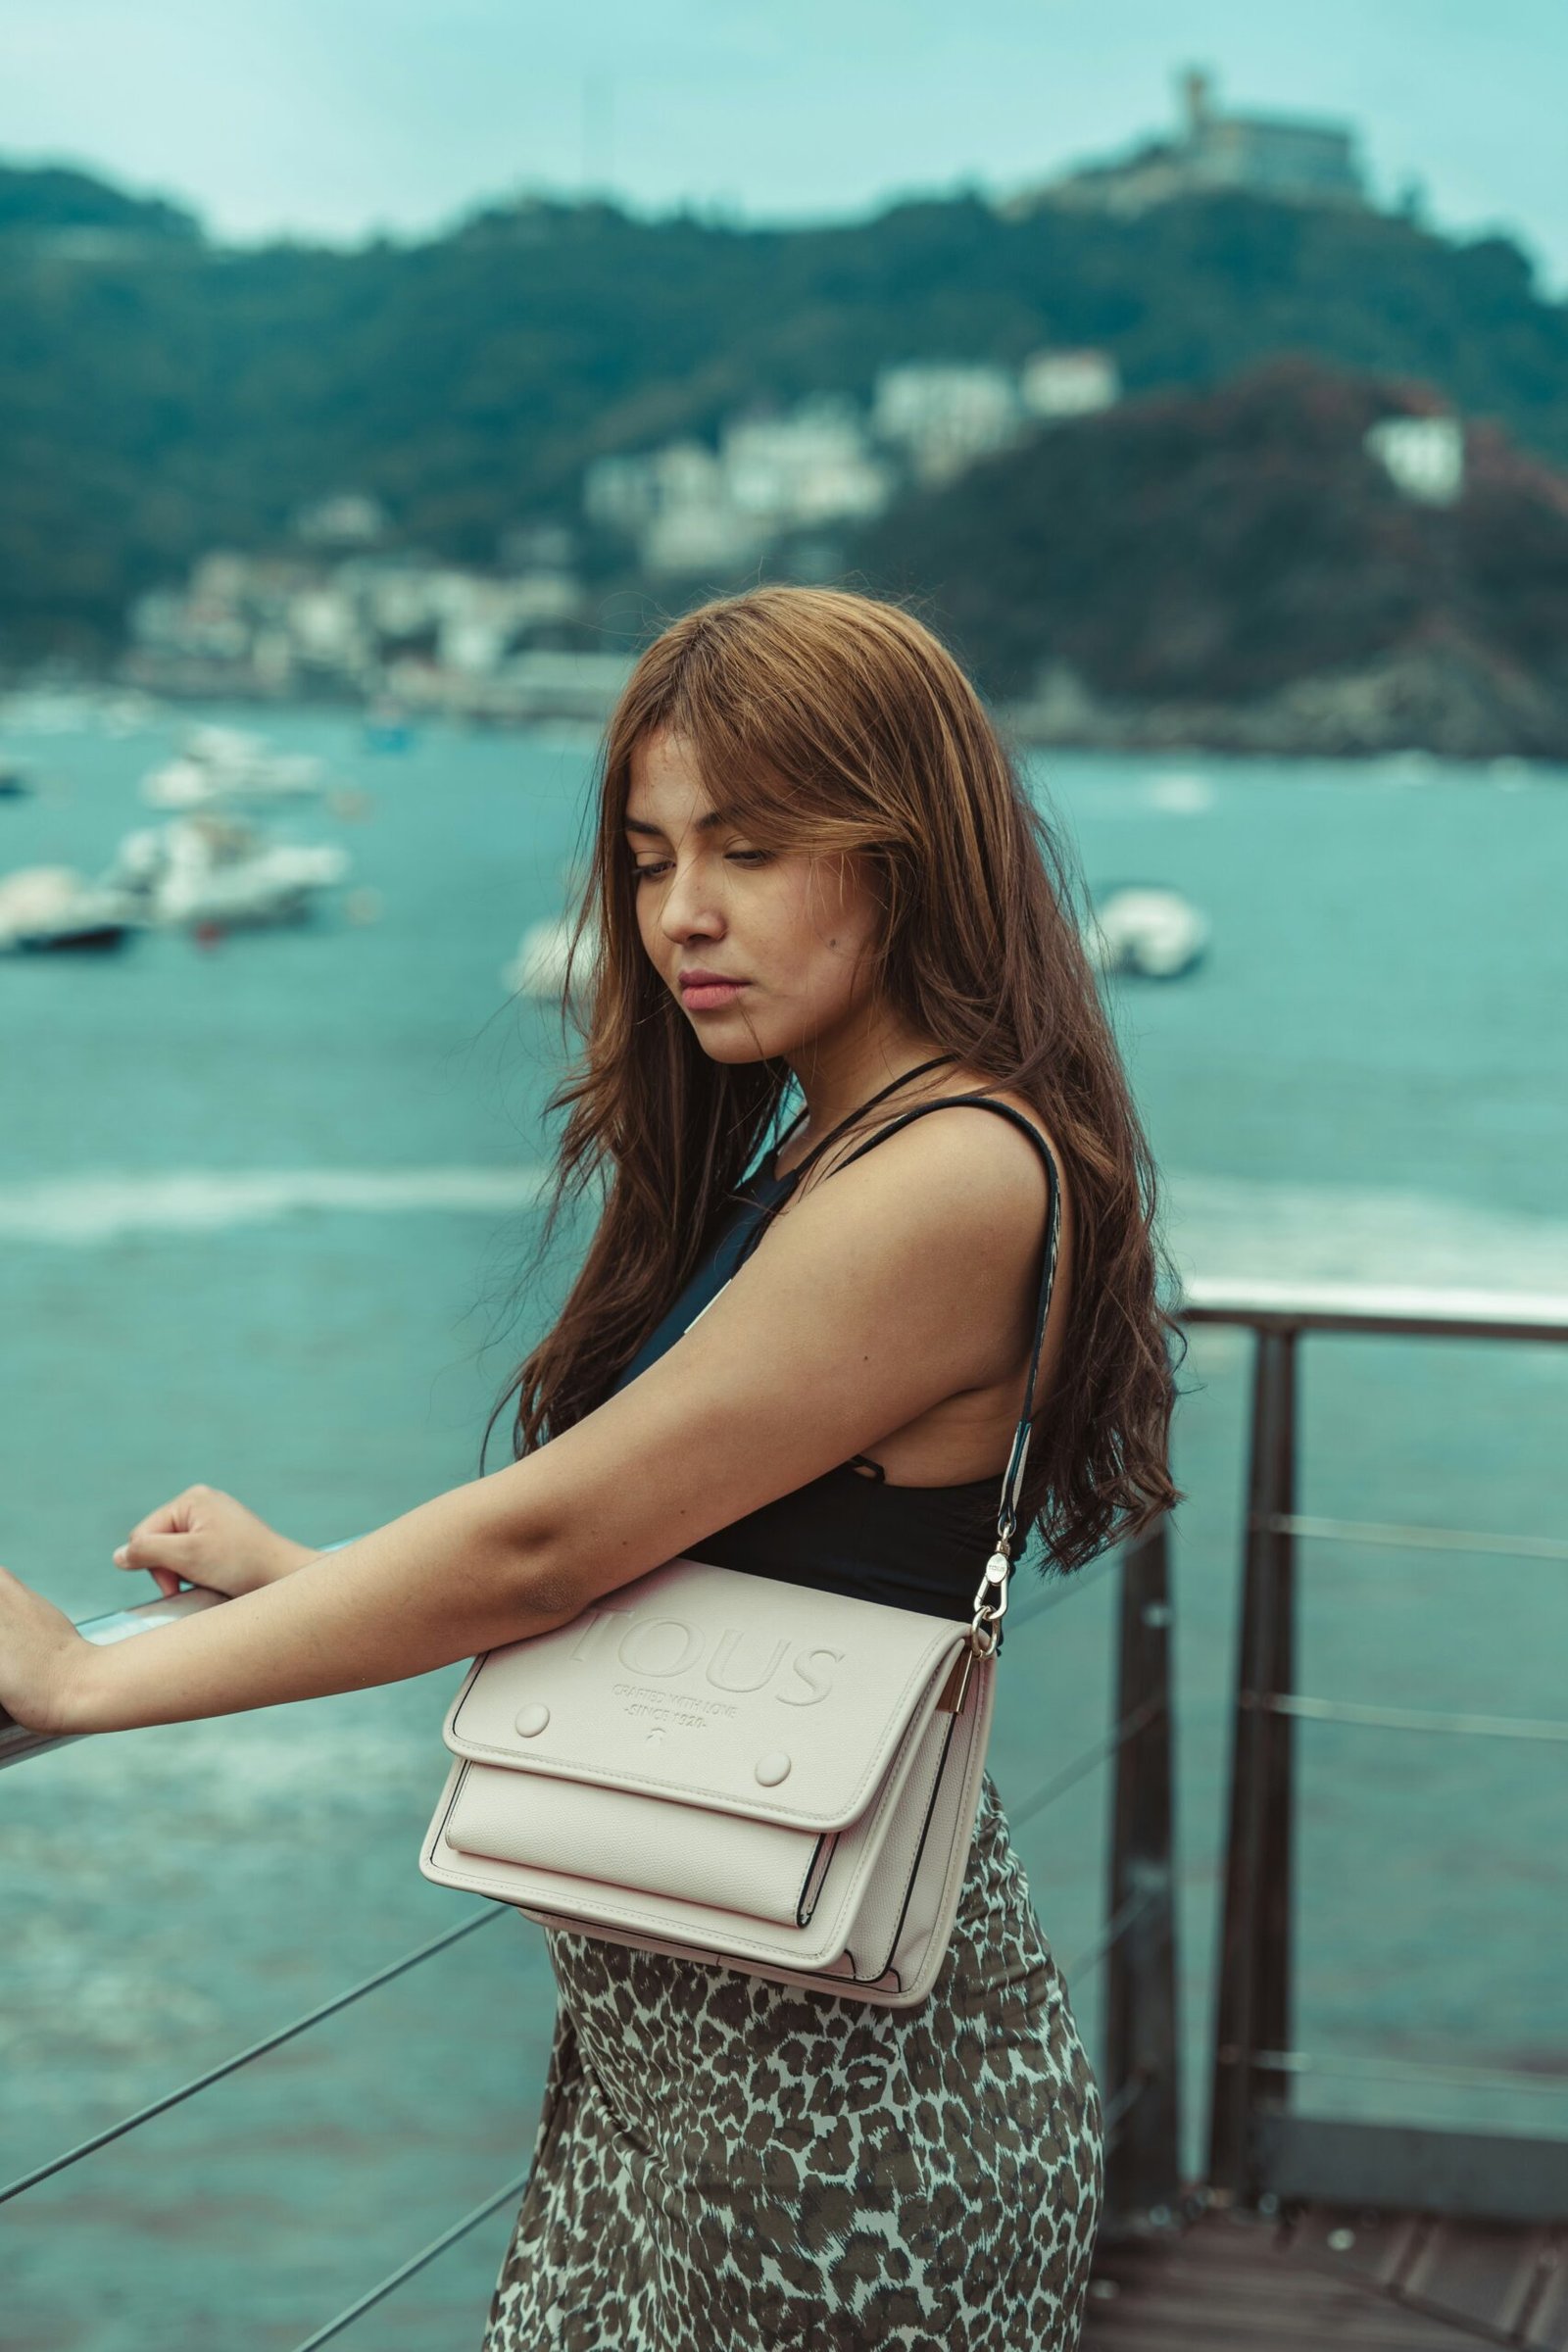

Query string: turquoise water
2 707 1565 2347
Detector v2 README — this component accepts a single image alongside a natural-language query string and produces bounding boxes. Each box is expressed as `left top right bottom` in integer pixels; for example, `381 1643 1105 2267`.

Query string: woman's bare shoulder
865 1075 1076 1347
806 1077 1072 1357
863 1071 1071 1216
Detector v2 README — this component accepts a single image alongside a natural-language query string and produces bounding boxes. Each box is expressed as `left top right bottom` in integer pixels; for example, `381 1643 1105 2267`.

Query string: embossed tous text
568 1608 845 1705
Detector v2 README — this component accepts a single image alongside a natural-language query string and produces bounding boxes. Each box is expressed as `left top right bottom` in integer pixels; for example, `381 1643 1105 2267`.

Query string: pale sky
5 0 1567 291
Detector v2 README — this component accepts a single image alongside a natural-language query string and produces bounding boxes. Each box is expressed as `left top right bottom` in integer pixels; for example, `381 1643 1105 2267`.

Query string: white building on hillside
584 441 760 572
1020 350 1121 419
1002 65 1368 220
870 364 1025 486
586 400 893 576
1364 415 1466 507
721 395 893 528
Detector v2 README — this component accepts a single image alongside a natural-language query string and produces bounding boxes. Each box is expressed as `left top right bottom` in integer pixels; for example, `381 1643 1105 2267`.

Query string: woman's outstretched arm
2 1477 585 1737
0 1102 1062 1740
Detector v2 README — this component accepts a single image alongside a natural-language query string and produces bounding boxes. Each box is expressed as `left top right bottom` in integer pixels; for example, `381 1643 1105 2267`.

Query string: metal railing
8 1274 1561 2333
0 1491 1180 2331
1190 1279 1568 2226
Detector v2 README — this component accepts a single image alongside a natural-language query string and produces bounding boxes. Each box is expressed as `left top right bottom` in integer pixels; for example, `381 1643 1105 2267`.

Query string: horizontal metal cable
1246 1690 1568 1742
0 1907 509 2208
1249 2046 1568 2098
1264 1511 1568 1563
290 2166 532 2352
1061 1887 1157 1985
1007 1697 1164 1831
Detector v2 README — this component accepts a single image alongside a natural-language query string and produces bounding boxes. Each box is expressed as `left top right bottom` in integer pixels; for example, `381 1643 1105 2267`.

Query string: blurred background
2 6 1565 2347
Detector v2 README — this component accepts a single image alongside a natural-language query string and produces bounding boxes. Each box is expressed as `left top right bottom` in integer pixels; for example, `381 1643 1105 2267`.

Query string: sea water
2 707 1565 2347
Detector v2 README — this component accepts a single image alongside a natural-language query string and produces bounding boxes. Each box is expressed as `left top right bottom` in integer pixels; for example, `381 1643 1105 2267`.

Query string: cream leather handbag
419 1102 1060 2008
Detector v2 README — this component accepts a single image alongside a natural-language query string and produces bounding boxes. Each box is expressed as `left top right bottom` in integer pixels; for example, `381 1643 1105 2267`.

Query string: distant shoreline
4 658 1566 772
999 645 1568 764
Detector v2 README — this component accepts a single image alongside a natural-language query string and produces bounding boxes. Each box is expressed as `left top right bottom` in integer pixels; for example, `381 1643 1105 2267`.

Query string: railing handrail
1177 1276 1568 1343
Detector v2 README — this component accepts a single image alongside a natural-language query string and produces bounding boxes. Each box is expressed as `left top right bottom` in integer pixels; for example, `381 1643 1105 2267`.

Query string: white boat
1083 887 1209 980
102 813 350 930
503 912 600 1000
140 724 327 809
0 864 139 952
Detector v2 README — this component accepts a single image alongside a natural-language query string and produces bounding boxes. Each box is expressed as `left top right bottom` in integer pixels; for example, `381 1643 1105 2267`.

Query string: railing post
1102 1513 1183 2229
1207 1324 1298 2201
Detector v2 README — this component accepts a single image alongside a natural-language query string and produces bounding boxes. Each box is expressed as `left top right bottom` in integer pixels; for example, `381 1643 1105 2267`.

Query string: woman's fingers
114 1533 193 1608
125 1491 204 1545
108 1487 271 1602
114 1528 200 1580
112 1488 215 1580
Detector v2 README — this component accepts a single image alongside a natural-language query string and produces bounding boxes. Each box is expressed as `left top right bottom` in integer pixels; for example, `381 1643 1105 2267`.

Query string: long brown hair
482 583 1184 1576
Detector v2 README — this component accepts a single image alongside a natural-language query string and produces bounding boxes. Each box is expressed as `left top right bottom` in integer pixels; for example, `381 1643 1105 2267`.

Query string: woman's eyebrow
623 808 733 838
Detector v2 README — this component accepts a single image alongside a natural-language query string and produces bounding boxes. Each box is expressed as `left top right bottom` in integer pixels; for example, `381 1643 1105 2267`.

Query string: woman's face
624 726 883 1067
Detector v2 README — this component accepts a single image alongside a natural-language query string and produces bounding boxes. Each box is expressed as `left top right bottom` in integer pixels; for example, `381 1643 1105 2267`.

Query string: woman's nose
659 862 723 940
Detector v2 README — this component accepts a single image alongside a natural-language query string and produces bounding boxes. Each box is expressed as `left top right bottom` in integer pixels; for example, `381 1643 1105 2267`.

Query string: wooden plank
1284 2205 1429 2292
1400 2223 1565 2340
1519 2242 1568 2352
1083 2209 1534 2350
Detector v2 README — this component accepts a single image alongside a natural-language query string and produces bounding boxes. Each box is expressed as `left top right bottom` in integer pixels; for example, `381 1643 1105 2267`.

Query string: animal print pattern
479 1769 1103 2351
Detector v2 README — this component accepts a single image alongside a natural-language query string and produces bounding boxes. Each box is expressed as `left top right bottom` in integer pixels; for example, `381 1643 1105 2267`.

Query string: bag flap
443 1553 968 1833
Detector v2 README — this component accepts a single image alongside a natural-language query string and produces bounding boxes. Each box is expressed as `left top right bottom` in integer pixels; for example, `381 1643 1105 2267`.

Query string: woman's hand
112 1486 318 1601
0 1563 93 1736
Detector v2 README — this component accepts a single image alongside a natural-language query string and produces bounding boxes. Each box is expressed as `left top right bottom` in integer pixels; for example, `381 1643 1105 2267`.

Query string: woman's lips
680 979 748 1009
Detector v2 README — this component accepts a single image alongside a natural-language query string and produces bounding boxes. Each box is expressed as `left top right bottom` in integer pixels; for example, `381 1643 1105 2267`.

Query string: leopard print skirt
478 1768 1102 2350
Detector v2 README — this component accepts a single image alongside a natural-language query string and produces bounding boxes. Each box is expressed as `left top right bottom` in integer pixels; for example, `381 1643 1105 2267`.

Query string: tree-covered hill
848 357 1568 757
0 161 199 242
1 159 1565 665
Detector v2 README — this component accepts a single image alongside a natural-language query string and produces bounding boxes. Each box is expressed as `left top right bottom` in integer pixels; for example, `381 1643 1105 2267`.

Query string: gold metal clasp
936 1643 975 1715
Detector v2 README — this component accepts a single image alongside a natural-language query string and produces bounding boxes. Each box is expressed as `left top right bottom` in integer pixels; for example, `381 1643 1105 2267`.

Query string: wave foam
0 1164 550 1243
1164 1172 1568 1295
1 1160 1564 1299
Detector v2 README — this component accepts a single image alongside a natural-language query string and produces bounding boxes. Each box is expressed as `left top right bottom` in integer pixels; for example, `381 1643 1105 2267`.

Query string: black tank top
608 1056 1064 1623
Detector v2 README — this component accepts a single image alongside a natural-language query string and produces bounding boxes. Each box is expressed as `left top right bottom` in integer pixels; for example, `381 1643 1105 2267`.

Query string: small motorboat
102 813 350 930
0 865 138 952
1083 887 1209 980
140 724 327 809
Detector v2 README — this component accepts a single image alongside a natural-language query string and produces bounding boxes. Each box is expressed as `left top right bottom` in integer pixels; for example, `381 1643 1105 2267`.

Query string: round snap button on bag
754 1750 792 1786
514 1703 551 1738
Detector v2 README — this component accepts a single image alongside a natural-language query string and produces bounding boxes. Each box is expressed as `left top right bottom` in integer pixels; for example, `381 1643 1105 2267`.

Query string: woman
0 585 1181 2351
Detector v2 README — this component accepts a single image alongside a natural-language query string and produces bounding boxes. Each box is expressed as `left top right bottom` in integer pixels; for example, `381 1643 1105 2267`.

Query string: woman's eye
629 852 768 882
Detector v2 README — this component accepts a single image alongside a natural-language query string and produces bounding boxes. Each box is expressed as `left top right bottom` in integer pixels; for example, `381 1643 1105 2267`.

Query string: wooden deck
1084 2204 1568 2350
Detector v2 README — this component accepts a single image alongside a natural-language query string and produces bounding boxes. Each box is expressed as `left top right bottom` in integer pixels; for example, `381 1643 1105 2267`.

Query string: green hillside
1 160 1565 665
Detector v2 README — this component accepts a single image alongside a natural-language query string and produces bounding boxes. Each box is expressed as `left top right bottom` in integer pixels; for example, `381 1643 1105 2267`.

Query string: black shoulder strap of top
765 1053 957 1190
828 1096 1062 1555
